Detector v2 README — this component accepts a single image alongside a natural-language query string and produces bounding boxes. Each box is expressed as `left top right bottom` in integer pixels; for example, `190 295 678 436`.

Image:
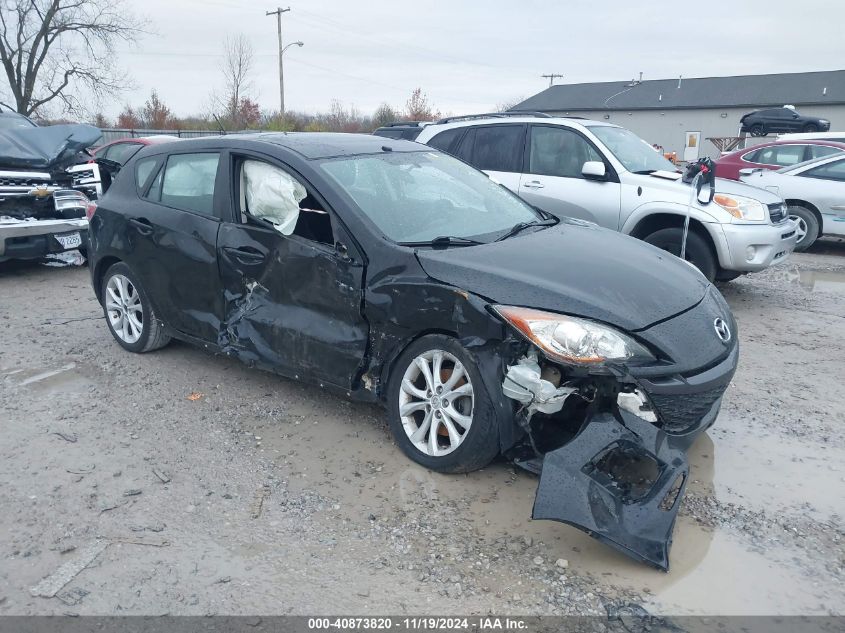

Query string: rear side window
427 128 464 155
155 153 220 216
457 125 524 173
808 145 843 160
106 142 143 165
802 158 845 182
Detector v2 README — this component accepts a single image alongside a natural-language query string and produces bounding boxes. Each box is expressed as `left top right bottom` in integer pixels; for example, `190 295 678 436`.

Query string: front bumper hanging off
532 408 696 571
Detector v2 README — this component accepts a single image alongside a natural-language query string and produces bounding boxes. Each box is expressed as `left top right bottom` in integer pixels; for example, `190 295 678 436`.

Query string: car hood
415 221 710 332
624 172 783 205
0 123 102 170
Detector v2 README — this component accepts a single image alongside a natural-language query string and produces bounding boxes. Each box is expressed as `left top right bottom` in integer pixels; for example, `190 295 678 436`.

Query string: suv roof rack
379 121 429 128
435 111 552 124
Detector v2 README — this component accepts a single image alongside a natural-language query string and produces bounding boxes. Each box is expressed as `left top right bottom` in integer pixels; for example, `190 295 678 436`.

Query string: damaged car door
216 153 368 388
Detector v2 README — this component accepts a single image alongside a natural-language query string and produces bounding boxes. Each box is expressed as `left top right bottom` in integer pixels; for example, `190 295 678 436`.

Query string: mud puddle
247 395 842 615
784 267 845 294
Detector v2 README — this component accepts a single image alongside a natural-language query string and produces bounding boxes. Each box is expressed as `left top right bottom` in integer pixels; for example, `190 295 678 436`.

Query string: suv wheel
387 334 500 474
788 205 819 252
803 123 819 133
101 262 171 353
750 123 766 137
643 228 717 282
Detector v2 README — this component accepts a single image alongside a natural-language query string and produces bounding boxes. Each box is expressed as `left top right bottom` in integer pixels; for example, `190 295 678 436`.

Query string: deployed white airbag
243 160 307 235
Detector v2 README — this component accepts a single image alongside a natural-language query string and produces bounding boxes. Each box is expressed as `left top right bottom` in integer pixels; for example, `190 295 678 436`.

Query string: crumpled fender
532 408 688 571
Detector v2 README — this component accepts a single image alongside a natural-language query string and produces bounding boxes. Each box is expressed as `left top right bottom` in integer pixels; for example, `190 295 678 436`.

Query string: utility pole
266 7 291 114
541 73 564 88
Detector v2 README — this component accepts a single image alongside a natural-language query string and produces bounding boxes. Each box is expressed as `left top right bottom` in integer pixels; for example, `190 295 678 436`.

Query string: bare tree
405 88 438 121
212 34 254 128
495 96 525 112
0 0 142 116
372 102 397 129
141 89 172 129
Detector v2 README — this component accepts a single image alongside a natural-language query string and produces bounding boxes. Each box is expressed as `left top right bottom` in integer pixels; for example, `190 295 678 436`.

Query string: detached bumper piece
532 409 688 571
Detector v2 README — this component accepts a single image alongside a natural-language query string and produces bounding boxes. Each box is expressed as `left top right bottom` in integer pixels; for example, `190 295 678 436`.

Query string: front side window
320 151 540 244
588 125 677 174
528 126 602 178
801 158 845 182
157 153 220 215
457 125 524 173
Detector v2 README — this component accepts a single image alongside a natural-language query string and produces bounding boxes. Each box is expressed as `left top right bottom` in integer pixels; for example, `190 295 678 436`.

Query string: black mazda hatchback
88 133 738 570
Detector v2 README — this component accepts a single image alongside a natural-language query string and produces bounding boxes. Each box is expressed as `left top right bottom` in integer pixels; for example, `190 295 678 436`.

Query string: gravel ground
0 240 843 617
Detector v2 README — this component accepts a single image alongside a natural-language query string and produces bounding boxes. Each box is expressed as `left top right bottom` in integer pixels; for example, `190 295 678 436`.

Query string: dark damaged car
86 133 738 570
0 109 101 263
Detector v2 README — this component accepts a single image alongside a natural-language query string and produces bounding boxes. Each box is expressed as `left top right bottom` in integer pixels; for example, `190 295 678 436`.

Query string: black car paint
740 108 830 135
88 133 738 570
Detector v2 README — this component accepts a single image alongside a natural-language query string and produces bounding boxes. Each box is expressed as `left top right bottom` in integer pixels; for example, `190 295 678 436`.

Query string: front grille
768 202 787 224
0 176 59 188
649 385 727 434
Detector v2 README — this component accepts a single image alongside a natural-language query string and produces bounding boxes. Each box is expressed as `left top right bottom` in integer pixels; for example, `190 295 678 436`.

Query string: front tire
803 123 819 133
101 262 171 353
643 227 717 282
387 334 500 474
788 205 819 252
750 123 766 137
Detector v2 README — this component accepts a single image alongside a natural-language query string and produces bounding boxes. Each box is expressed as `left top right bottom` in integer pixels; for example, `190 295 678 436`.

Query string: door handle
523 181 545 189
128 217 153 236
223 246 266 265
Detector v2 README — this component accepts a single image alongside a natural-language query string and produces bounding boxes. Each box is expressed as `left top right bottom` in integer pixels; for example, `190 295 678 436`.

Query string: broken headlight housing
713 193 766 222
493 306 655 366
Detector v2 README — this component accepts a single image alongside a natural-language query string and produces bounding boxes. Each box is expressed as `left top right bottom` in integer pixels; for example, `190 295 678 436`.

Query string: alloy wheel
398 349 474 457
105 274 144 344
790 214 808 245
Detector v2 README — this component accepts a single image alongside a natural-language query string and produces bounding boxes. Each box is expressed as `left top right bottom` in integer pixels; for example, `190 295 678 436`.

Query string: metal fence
98 128 227 144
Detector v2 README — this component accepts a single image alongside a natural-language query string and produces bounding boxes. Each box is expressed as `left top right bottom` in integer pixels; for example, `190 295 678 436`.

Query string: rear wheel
788 205 819 252
750 123 766 137
387 334 499 473
715 269 742 282
101 262 170 353
803 123 819 133
643 227 717 282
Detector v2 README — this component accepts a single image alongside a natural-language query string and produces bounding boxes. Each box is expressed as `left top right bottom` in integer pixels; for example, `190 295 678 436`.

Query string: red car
92 135 180 166
715 139 845 180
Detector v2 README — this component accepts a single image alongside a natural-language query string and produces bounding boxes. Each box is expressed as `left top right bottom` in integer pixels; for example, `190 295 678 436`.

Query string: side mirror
738 168 757 177
582 161 607 180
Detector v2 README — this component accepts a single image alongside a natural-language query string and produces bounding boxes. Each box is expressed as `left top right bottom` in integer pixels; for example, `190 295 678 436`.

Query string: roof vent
677 75 682 89
659 94 663 101
823 86 828 96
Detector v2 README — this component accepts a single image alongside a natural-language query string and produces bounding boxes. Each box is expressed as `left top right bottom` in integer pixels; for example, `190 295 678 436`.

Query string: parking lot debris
56 587 89 606
52 431 77 443
29 540 108 598
250 484 271 519
122 489 142 497
108 536 169 547
187 392 205 401
99 499 129 514
66 465 95 475
153 468 171 484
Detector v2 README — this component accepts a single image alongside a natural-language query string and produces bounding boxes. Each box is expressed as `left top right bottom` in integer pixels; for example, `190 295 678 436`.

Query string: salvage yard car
740 152 845 251
87 133 740 570
404 114 798 282
0 109 101 263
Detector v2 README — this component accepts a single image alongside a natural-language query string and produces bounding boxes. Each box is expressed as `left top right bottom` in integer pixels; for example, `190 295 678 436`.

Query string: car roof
137 132 424 160
736 139 845 154
419 115 619 136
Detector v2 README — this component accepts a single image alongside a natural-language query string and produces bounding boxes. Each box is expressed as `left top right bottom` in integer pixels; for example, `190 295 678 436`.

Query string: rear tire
715 269 742 282
101 262 171 353
803 123 819 133
643 227 717 282
750 123 766 137
788 205 819 252
387 334 500 474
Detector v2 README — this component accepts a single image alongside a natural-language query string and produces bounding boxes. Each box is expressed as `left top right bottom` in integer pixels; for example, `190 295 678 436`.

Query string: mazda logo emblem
714 318 731 343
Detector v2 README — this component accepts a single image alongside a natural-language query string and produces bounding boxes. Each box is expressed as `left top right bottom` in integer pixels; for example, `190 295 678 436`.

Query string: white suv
410 114 799 282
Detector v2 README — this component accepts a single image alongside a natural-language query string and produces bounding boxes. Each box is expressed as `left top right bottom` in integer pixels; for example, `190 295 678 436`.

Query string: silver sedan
740 154 845 251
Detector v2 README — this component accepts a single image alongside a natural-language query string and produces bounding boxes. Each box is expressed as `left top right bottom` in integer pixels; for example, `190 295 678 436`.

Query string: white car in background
403 114 798 282
778 131 845 143
740 153 845 251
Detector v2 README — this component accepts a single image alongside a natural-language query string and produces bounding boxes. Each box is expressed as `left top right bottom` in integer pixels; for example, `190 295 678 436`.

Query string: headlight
713 193 766 221
493 306 656 366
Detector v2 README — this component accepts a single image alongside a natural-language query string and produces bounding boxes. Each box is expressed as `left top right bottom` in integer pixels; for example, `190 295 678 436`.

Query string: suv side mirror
582 161 607 180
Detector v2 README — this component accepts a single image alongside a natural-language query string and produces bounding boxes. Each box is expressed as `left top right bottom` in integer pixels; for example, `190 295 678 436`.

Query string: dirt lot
1 241 844 617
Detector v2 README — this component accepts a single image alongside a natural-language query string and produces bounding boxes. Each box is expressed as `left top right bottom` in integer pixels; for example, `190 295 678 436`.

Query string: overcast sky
114 0 844 119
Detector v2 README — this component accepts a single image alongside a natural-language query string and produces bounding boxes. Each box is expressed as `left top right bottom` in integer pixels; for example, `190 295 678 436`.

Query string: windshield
589 125 677 173
320 151 541 243
0 113 37 130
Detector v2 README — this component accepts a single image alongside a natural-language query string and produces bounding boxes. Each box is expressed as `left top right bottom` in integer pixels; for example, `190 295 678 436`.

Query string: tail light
85 201 98 220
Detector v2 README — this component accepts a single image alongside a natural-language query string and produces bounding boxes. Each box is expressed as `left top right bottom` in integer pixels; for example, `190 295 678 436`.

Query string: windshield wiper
494 218 557 242
632 169 657 175
400 235 485 249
